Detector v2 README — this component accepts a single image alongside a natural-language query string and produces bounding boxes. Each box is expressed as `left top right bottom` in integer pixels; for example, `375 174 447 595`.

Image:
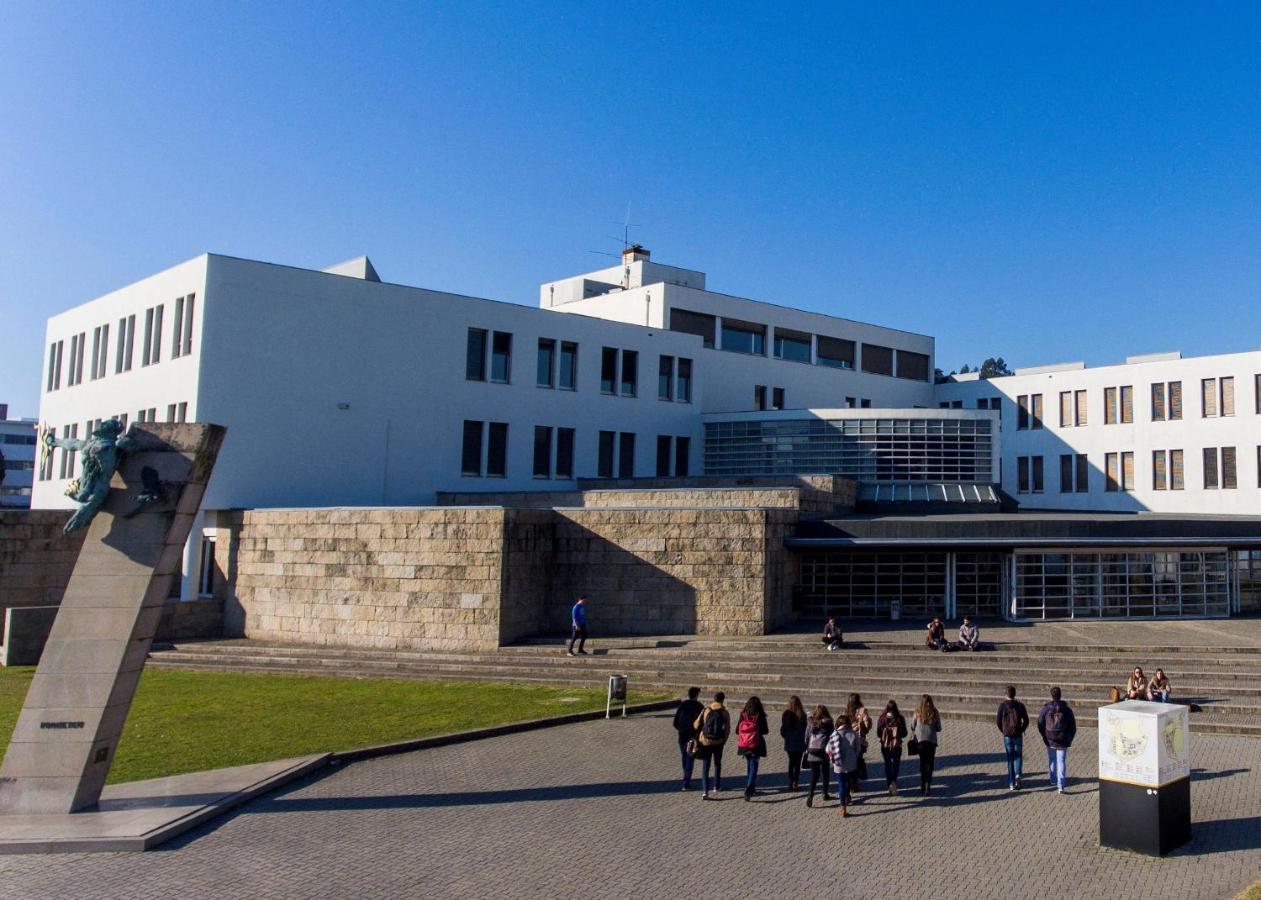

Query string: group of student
1115 665 1173 703
671 684 1081 814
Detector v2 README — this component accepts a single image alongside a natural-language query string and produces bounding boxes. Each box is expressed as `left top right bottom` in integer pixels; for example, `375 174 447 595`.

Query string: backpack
702 708 726 743
737 714 760 751
1000 703 1022 737
1044 704 1066 741
807 724 830 753
880 717 901 750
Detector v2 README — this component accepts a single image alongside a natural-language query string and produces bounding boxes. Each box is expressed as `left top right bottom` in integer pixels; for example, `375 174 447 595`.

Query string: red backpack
737 714 760 750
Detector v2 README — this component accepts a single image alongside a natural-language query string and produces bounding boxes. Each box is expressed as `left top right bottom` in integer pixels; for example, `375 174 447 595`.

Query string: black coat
673 699 704 741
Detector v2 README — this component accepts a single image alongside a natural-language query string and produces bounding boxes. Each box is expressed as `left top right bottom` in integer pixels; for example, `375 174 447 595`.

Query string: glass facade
799 551 948 620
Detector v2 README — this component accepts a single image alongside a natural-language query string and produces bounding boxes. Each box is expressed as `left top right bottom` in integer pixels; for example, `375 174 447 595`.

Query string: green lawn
0 667 666 784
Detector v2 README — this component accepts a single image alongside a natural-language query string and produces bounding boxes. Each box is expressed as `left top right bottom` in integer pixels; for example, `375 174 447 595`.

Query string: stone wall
0 511 82 611
500 509 555 644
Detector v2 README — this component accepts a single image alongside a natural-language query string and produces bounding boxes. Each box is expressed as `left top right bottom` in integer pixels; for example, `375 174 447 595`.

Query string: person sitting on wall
822 616 843 652
924 616 946 650
955 616 980 651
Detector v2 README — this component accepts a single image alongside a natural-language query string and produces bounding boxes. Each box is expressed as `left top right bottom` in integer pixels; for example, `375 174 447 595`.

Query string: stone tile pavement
1 711 1258 899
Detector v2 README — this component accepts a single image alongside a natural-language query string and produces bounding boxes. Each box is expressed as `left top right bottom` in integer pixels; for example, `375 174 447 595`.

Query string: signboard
1098 700 1190 788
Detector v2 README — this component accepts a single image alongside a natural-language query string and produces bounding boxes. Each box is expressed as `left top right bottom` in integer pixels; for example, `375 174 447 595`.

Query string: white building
0 406 36 509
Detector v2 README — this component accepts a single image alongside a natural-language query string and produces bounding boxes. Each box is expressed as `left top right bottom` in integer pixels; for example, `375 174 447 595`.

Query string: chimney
621 244 650 264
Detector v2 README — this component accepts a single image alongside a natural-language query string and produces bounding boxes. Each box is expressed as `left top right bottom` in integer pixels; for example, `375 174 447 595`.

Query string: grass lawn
0 667 667 785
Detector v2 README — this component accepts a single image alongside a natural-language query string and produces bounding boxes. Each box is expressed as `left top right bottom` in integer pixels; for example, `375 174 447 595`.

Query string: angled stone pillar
0 423 225 815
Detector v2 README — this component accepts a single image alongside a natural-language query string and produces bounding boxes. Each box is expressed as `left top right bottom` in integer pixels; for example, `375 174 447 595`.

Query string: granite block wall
0 511 83 612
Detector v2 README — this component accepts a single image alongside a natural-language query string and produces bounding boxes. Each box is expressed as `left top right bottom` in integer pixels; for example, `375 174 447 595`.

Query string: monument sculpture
41 419 139 534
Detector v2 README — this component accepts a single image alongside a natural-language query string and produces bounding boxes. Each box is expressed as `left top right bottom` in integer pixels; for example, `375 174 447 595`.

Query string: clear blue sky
3 2 1261 417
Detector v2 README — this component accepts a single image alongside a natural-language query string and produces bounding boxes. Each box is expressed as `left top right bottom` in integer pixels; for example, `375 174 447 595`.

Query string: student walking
566 595 588 656
780 696 808 791
844 693 872 790
876 700 908 795
673 687 704 791
1037 687 1077 793
804 704 834 807
826 714 862 817
996 686 1029 791
910 694 942 796
694 691 730 800
736 696 770 800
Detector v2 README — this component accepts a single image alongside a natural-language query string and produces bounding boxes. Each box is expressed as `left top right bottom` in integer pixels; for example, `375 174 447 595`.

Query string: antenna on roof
618 202 640 249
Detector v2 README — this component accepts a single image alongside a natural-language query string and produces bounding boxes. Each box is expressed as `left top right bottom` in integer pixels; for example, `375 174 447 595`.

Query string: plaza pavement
1 710 1258 899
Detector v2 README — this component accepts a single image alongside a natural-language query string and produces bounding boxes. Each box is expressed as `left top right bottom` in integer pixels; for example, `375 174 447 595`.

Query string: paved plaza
1 710 1258 899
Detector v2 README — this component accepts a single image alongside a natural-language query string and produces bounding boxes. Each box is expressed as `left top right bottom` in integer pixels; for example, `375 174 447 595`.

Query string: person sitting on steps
925 616 946 650
822 616 843 652
1148 668 1172 703
1125 666 1147 700
955 616 980 651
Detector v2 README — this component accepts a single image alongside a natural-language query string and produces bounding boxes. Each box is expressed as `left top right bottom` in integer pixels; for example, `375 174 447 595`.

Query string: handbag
907 736 920 757
685 739 699 757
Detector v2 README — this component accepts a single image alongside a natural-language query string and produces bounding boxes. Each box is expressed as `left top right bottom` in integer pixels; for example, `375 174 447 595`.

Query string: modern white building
0 406 36 509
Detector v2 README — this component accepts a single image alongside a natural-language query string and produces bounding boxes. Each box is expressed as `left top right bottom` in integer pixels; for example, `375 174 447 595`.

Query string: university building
28 247 1261 637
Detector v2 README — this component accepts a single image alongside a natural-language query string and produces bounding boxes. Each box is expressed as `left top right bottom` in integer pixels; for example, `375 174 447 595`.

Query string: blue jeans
1003 735 1023 787
745 755 760 792
834 770 850 805
1152 690 1170 703
701 746 723 792
1047 747 1067 789
680 740 695 787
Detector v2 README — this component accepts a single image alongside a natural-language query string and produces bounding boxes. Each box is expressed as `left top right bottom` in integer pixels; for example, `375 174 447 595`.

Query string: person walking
673 686 704 791
1037 687 1077 793
822 616 843 651
826 714 862 817
876 700 907 795
694 691 730 800
736 696 769 800
1148 669 1172 703
780 695 808 791
996 686 1029 791
804 704 834 807
910 694 942 796
566 595 589 656
845 693 872 791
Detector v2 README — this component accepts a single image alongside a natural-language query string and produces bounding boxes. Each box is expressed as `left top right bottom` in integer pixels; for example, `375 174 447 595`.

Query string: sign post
606 675 628 719
1098 700 1191 856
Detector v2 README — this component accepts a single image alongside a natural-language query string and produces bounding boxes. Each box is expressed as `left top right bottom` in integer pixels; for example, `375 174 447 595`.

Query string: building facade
0 406 36 509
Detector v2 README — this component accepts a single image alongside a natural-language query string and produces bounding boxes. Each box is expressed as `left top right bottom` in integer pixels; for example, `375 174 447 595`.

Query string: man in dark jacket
1037 686 1077 793
673 687 704 790
996 686 1030 790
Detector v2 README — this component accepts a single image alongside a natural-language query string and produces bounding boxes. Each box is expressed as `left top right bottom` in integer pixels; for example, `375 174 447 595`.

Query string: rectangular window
620 350 638 396
772 387 785 410
720 318 766 356
533 426 553 478
172 295 185 358
860 399 871 408
675 436 690 477
598 431 615 477
177 402 187 423
66 333 84 386
1120 386 1133 424
845 397 857 408
1202 378 1217 417
466 328 487 380
1121 451 1134 491
556 428 575 479
816 335 855 369
1203 447 1218 489
1257 374 1261 414
676 358 692 402
90 325 104 380
149 306 163 365
116 315 134 373
773 328 811 363
600 347 618 394
1074 389 1087 426
668 308 716 348
1105 453 1119 492
1169 381 1182 420
1170 449 1184 490
754 385 767 411
486 422 508 477
1059 454 1073 493
1059 392 1072 427
861 344 894 376
1032 456 1044 493
559 341 577 390
1017 456 1029 494
181 294 194 357
895 350 930 381
1221 376 1235 416
658 355 674 400
1075 454 1088 493
1017 395 1029 430
1222 446 1237 489
618 432 635 478
490 332 512 383
1153 450 1167 490
461 420 483 475
166 404 177 423
1030 394 1043 429
1104 387 1118 424
536 339 556 387
656 435 672 477
46 340 63 391
1151 383 1166 421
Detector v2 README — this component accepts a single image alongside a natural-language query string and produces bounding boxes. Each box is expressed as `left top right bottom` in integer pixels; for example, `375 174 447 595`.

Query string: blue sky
3 2 1261 417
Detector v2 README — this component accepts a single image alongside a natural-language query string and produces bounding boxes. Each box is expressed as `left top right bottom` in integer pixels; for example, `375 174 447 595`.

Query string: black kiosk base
1099 777 1191 856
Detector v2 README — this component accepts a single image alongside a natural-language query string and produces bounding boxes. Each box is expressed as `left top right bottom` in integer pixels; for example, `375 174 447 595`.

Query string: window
658 355 674 400
618 432 635 478
1059 392 1072 428
675 436 690 477
950 400 963 409
116 315 135 373
1075 454 1088 493
720 318 765 356
861 344 894 376
1120 386 1133 424
1205 447 1239 489
556 428 575 479
59 424 78 479
461 420 483 475
490 332 512 383
66 332 85 386
895 350 930 382
1104 387 1118 424
90 324 109 380
533 426 553 477
654 435 690 477
1202 378 1217 417
598 431 615 477
1059 455 1073 493
558 341 577 390
1075 390 1087 426
773 328 811 363
177 402 187 423
1017 395 1029 430
166 404 177 423
1030 394 1043 429
1017 456 1029 494
816 336 855 369
1153 450 1167 491
620 350 638 396
1032 456 1044 493
1203 447 1219 489
1171 449 1184 490
38 428 54 480
600 348 618 393
1151 383 1166 421
656 435 672 477
536 339 556 387
172 294 195 358
46 340 63 391
860 399 872 408
141 305 163 367
772 387 785 410
754 385 767 411
1222 377 1236 416
486 422 508 476
1256 374 1261 414
669 308 715 348
466 328 487 380
1168 381 1182 420
1122 451 1134 491
676 358 692 402
1105 453 1119 492
845 397 857 408
1223 446 1238 489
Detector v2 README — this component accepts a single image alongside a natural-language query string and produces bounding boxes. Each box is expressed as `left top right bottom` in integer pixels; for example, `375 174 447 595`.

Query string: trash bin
890 599 902 622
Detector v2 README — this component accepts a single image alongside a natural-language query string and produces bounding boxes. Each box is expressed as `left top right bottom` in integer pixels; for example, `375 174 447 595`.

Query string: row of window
37 405 189 481
45 296 195 393
461 420 691 480
754 385 785 411
1008 375 1261 431
666 308 931 380
1015 446 1258 494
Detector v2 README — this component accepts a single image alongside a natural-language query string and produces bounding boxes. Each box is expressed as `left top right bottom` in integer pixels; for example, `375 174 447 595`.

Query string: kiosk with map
1098 700 1191 856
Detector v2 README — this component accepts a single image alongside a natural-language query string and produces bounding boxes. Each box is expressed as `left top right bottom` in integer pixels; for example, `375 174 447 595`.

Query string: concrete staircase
147 634 1261 737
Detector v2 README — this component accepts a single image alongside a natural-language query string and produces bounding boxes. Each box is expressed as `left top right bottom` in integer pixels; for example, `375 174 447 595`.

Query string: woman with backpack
693 691 731 801
826 713 862 817
845 693 872 791
736 696 769 800
804 704 834 807
910 694 942 796
780 695 808 791
876 699 907 795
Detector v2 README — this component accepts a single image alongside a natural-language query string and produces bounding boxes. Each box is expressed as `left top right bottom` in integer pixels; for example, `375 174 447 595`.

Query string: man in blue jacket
566 595 589 656
1037 686 1077 793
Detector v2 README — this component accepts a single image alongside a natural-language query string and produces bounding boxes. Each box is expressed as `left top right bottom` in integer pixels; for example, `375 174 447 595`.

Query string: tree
978 357 1013 379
